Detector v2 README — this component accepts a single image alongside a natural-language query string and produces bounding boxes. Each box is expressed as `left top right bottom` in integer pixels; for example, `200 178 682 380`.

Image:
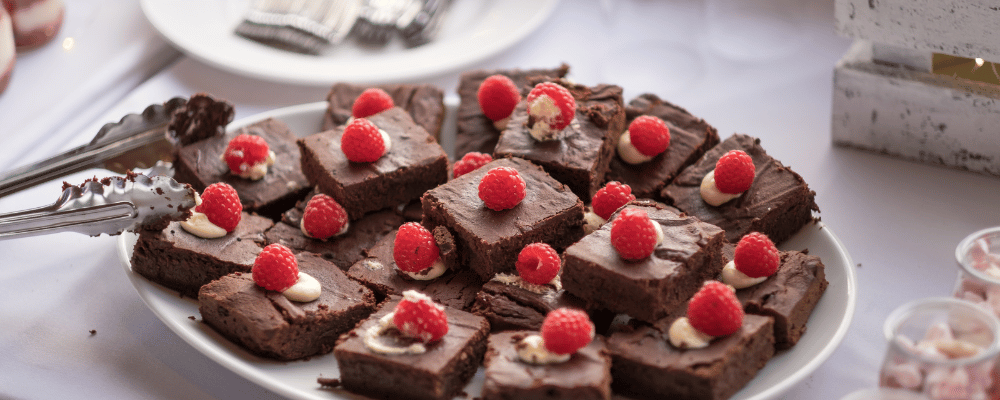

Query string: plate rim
139 0 562 85
118 101 858 400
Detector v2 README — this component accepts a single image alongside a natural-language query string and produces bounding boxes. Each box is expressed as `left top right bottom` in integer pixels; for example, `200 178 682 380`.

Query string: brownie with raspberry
198 252 376 360
721 243 829 349
481 331 612 400
333 297 490 400
173 117 311 220
661 134 819 244
605 93 721 200
455 64 570 157
298 107 449 220
421 157 585 281
562 201 725 323
346 228 483 310
263 190 404 271
322 83 446 140
606 312 775 400
469 277 614 334
130 212 274 298
493 78 625 203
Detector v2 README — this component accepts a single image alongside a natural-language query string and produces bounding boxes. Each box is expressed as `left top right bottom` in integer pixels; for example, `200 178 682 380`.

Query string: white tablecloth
2 0 998 399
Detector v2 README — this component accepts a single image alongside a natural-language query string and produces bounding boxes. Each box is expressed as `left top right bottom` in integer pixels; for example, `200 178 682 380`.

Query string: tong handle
0 202 137 239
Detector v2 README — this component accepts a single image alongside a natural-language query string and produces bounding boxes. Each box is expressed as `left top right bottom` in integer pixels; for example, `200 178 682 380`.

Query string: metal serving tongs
0 174 196 239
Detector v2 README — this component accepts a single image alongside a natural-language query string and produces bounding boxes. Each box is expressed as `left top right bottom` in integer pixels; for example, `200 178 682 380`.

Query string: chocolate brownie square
469 276 613 334
482 331 612 400
322 83 446 140
264 190 403 271
346 229 484 310
607 314 775 400
722 244 829 349
333 298 490 400
198 252 376 360
493 78 625 202
298 107 449 220
173 118 311 219
131 212 273 298
562 201 725 323
421 157 585 280
605 93 720 200
455 64 570 157
661 134 819 244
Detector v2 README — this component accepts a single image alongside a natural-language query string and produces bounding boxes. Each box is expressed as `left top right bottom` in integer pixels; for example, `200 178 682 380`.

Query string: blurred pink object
0 5 13 95
2 0 63 49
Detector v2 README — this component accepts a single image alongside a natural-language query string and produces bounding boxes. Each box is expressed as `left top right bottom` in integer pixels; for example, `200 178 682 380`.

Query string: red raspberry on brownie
197 182 242 232
478 166 526 211
477 75 521 125
393 290 449 343
714 150 755 194
341 118 389 163
393 222 441 273
541 308 594 355
592 181 636 221
453 152 493 178
687 281 744 337
610 208 660 261
629 116 671 156
301 194 349 240
733 232 780 278
223 134 270 177
352 88 394 119
253 243 299 291
516 243 561 285
526 82 576 140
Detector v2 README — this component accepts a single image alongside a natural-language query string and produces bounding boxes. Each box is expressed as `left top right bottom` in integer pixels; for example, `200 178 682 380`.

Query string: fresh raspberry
453 152 493 179
713 150 755 194
628 116 670 157
609 208 658 260
301 194 348 240
352 88 394 119
733 232 780 278
393 222 440 273
526 82 576 131
687 281 744 337
393 290 448 343
196 182 242 232
341 118 386 163
223 134 270 175
252 243 299 291
477 75 521 122
478 166 526 211
540 308 594 355
516 243 561 285
591 181 636 220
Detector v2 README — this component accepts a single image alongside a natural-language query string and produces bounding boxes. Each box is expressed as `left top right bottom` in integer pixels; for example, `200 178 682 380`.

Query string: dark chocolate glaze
173 117 311 220
494 79 624 203
470 280 591 332
661 134 819 244
198 252 376 360
482 331 612 400
606 93 721 200
322 83 445 139
455 64 571 157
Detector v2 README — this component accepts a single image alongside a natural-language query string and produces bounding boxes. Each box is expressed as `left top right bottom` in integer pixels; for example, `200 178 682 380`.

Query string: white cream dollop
221 150 276 181
493 116 511 131
617 131 654 164
282 272 321 302
492 272 562 293
180 193 228 238
378 128 392 156
401 258 448 281
528 95 562 141
700 170 742 206
517 334 571 364
363 312 428 355
668 317 715 349
720 260 768 289
583 209 607 235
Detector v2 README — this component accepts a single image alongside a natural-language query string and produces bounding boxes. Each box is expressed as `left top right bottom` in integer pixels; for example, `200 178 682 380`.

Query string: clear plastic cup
879 297 1000 399
953 227 1000 320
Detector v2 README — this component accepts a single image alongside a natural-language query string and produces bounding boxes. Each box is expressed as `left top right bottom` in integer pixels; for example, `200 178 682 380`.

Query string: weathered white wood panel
835 0 1000 62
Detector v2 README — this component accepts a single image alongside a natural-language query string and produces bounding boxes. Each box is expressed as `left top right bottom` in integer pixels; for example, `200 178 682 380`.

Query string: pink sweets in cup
954 227 1000 319
878 297 1000 400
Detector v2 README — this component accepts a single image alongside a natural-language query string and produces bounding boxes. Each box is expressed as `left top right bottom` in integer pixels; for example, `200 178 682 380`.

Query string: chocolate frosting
323 83 445 139
156 212 271 267
482 331 611 398
470 279 589 332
